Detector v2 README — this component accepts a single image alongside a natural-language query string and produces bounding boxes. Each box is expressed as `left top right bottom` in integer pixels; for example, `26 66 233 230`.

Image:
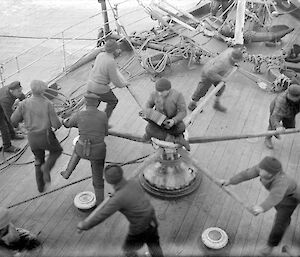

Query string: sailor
87 39 130 122
141 77 190 151
0 105 20 153
77 165 164 257
188 47 243 112
61 93 108 206
0 206 40 251
264 83 300 149
219 156 300 256
0 81 26 140
11 80 63 193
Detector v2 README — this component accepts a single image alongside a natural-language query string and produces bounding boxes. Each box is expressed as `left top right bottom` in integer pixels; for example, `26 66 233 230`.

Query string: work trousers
90 159 105 205
191 77 226 102
0 106 11 149
268 197 298 247
145 121 185 141
28 129 63 192
87 89 118 120
66 142 106 204
122 220 164 257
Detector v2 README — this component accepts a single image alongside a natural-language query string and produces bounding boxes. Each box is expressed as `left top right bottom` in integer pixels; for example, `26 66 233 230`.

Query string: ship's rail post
98 0 110 37
61 31 67 72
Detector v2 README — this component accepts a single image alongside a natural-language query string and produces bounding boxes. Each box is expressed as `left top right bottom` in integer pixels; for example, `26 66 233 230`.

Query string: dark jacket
0 85 25 120
80 179 157 235
269 91 300 129
63 107 108 160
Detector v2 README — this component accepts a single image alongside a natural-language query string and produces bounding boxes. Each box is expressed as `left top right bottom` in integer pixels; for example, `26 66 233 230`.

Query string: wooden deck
1 12 300 257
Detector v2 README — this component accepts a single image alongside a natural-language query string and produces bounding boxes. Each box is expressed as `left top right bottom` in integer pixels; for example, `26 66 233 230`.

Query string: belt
77 139 105 157
78 139 91 157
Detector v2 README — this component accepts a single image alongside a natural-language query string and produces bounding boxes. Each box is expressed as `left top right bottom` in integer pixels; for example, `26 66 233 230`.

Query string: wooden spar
160 0 201 23
125 86 143 108
188 128 300 144
178 149 254 215
184 66 238 127
237 67 273 86
152 3 196 31
234 0 246 45
108 130 147 143
98 0 110 36
184 81 225 127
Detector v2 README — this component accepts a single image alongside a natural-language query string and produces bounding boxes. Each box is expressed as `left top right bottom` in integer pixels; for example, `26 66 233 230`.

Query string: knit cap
259 156 282 175
155 78 171 92
84 93 100 106
231 48 243 61
287 84 300 101
8 81 21 90
104 165 123 185
0 207 10 230
30 80 47 95
105 39 119 53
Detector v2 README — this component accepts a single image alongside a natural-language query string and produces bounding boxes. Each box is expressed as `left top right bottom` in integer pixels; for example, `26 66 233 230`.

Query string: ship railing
0 0 155 88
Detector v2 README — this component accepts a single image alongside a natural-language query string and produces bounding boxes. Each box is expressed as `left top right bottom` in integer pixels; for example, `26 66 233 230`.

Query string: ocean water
0 0 200 88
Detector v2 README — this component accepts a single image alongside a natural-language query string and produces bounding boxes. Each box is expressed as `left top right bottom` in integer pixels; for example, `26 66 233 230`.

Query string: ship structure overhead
0 0 300 256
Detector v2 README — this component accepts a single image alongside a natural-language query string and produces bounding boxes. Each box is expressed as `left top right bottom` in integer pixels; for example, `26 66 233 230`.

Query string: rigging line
0 144 29 173
0 35 95 41
7 153 150 209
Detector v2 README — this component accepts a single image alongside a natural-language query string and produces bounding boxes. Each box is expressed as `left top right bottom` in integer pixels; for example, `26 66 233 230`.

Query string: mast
234 0 246 45
98 0 110 36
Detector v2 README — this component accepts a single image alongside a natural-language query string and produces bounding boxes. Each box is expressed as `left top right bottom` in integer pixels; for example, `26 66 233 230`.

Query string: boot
60 151 81 179
175 134 191 151
188 100 197 111
264 137 274 149
94 187 104 206
41 163 51 183
35 165 45 193
213 98 227 112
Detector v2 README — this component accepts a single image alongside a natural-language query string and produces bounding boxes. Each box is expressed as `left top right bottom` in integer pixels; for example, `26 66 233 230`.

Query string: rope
7 153 150 209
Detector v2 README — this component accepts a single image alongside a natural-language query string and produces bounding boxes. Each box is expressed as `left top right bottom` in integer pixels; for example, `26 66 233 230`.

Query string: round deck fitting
139 144 202 199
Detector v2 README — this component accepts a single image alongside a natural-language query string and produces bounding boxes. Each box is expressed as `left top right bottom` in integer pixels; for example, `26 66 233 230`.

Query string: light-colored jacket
87 52 126 94
11 95 61 133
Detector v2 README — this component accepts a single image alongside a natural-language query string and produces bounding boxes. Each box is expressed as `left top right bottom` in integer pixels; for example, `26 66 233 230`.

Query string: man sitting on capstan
140 78 190 151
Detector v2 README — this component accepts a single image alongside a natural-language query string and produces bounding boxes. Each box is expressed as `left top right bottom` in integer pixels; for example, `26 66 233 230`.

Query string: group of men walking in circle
1 38 300 256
